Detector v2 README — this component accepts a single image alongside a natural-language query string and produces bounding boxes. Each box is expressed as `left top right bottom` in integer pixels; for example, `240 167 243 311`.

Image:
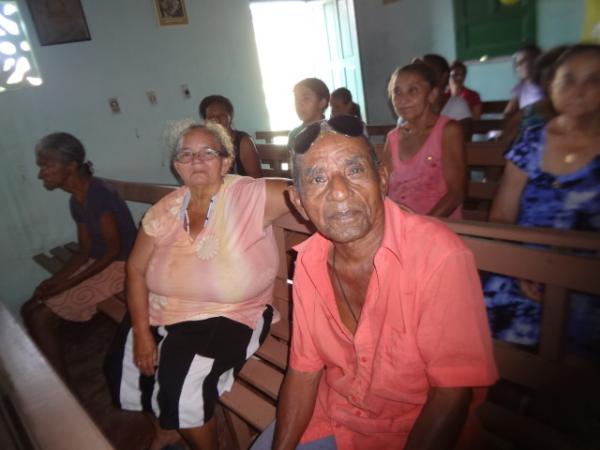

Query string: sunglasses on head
292 115 366 155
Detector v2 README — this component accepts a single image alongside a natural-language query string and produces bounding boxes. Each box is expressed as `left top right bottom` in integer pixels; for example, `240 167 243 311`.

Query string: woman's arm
488 161 528 223
126 229 157 376
34 212 121 300
429 121 467 217
263 178 292 227
503 98 519 119
239 136 263 178
471 103 482 120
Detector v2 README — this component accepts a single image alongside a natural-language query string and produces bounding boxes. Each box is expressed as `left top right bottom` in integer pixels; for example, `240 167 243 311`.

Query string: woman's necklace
332 248 359 324
184 196 215 235
398 118 436 136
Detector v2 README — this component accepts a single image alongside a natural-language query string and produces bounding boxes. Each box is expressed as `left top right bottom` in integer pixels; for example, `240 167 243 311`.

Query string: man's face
289 133 387 244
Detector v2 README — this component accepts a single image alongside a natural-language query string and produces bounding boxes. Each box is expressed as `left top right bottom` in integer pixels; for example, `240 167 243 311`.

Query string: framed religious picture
154 0 188 26
25 0 91 46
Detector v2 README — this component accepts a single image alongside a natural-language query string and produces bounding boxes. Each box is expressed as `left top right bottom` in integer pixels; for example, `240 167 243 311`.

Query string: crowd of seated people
21 42 600 450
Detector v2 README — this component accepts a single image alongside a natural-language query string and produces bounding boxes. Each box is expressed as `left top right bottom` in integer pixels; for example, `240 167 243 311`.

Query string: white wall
354 0 585 123
0 0 269 312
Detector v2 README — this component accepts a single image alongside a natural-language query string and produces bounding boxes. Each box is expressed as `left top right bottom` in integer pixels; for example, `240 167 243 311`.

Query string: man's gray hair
290 133 379 190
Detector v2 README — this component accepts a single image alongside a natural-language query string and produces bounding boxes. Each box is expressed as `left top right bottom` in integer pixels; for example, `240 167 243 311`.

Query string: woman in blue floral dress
484 44 600 356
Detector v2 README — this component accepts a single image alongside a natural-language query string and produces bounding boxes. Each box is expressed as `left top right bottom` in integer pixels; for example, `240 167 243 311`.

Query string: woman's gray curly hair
167 121 234 162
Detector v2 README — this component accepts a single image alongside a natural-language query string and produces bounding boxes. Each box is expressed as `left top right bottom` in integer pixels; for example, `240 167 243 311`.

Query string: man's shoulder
384 201 467 254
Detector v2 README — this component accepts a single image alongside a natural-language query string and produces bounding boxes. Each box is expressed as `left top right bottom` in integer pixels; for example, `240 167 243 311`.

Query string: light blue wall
0 0 269 313
355 0 586 123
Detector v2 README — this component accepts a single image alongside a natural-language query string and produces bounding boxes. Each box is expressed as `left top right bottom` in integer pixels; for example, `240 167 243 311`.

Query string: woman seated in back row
22 132 137 381
485 44 600 356
199 94 262 177
382 62 466 218
105 122 291 450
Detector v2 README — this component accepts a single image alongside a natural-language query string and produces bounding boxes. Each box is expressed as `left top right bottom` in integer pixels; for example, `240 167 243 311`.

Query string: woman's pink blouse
142 175 279 328
387 115 462 219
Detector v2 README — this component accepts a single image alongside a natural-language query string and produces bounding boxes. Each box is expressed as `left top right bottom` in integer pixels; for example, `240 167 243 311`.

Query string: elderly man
252 116 498 450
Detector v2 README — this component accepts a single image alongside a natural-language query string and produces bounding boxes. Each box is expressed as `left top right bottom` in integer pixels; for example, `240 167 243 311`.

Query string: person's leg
143 412 184 450
21 299 67 380
249 421 337 450
178 418 217 450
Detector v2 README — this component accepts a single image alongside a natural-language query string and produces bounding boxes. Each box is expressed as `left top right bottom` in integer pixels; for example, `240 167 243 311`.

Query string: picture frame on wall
25 0 91 46
154 0 188 26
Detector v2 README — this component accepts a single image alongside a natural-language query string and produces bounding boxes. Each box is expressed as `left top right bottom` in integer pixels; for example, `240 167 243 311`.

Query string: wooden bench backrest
255 141 507 222
481 100 509 116
272 214 600 441
0 302 115 450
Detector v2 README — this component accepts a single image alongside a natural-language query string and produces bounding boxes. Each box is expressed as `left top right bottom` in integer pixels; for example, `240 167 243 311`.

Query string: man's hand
405 387 473 450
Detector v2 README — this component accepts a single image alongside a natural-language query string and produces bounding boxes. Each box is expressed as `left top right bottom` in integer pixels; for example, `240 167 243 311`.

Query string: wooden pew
255 130 289 144
0 302 114 450
481 100 509 117
31 178 600 449
255 141 506 222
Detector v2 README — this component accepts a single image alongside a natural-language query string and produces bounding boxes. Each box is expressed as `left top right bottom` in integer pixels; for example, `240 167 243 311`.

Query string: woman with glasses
382 62 466 218
105 122 290 450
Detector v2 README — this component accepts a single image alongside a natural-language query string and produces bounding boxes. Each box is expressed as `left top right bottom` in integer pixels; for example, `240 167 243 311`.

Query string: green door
454 0 536 60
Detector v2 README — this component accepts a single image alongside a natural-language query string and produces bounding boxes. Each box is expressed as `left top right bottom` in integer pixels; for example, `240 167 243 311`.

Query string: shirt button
355 410 362 416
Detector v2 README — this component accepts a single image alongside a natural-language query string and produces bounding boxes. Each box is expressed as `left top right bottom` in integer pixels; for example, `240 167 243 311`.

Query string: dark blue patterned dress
483 124 600 356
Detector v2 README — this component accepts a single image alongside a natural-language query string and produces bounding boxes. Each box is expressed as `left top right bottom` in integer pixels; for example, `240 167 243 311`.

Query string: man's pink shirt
290 199 498 449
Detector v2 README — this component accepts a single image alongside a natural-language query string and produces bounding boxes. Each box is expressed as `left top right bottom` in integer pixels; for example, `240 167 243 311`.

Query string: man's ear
287 185 310 221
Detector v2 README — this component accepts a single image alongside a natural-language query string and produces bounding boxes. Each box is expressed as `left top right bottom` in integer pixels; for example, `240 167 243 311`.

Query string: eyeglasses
293 115 367 155
174 148 224 164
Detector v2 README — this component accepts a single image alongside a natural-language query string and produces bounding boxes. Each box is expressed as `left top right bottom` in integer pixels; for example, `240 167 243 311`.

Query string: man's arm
405 386 473 450
273 368 322 450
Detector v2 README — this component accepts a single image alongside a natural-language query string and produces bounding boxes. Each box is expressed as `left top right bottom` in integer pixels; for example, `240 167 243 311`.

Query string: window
454 0 536 61
0 2 42 93
250 0 364 130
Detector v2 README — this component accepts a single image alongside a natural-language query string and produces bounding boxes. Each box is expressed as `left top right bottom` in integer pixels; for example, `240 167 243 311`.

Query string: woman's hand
133 329 157 376
33 277 69 300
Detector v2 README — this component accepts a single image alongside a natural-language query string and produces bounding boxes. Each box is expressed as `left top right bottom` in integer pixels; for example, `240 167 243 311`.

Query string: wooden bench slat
255 335 288 370
467 181 499 200
238 358 283 400
64 242 79 253
33 254 64 274
462 236 600 294
270 319 290 342
49 246 76 263
219 382 275 431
